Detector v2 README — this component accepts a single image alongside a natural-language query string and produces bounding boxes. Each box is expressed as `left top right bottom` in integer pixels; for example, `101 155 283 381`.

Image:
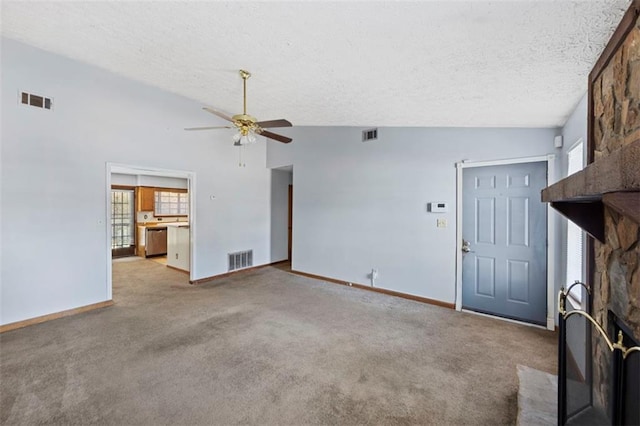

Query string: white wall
270 169 292 262
560 94 588 156
270 126 557 304
137 175 188 189
555 92 588 300
559 93 589 378
267 138 294 170
111 173 137 186
1 38 272 325
558 95 588 260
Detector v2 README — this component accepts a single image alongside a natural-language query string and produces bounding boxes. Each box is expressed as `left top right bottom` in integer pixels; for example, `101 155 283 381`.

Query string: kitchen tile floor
148 256 167 265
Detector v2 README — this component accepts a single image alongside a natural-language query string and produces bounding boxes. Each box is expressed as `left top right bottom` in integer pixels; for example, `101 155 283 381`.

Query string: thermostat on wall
428 202 448 213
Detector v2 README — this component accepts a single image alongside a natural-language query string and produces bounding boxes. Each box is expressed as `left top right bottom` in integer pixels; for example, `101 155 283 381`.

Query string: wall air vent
20 91 53 110
362 128 378 142
228 250 253 271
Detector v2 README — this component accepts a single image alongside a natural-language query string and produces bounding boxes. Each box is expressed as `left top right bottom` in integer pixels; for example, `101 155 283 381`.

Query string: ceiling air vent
362 128 378 142
20 91 53 110
228 250 253 271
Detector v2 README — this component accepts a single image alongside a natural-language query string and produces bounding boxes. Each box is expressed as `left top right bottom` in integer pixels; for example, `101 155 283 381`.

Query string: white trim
564 138 587 310
546 154 556 331
105 169 113 301
458 154 550 169
567 137 584 158
106 163 197 299
455 162 464 311
455 154 556 330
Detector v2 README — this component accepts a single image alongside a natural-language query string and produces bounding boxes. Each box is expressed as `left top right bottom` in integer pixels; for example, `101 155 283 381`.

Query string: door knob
462 239 471 253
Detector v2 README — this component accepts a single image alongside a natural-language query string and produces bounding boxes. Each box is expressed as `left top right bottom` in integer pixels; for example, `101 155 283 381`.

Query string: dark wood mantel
541 139 640 242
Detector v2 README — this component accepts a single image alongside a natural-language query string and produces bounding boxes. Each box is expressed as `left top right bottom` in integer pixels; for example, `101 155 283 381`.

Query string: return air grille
362 128 378 142
20 91 53 110
228 250 253 271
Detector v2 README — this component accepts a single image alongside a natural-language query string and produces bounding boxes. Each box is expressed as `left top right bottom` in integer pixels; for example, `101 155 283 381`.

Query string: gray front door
462 161 547 325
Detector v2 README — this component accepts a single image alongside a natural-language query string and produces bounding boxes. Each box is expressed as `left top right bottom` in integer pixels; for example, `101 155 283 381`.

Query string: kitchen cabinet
167 224 190 271
136 187 155 212
136 226 146 257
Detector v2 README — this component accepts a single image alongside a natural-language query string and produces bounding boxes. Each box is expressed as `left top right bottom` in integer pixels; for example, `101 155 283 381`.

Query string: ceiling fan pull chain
238 144 246 168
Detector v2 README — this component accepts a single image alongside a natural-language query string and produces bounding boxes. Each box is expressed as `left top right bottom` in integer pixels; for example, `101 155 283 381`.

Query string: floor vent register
228 250 253 271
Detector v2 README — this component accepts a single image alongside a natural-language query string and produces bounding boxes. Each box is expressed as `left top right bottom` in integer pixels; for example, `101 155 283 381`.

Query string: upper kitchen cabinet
136 187 155 212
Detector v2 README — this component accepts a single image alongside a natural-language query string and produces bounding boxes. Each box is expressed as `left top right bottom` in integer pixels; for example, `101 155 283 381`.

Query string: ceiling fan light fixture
233 129 257 145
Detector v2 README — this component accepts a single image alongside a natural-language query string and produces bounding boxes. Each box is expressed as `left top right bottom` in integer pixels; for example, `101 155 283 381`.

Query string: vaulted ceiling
1 1 631 128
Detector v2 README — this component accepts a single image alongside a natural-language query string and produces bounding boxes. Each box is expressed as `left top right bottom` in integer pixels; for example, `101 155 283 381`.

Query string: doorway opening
455 155 556 330
106 163 196 301
288 183 293 261
270 166 292 268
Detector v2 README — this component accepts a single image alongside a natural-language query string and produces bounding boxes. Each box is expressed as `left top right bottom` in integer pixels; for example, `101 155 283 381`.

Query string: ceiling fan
185 69 293 144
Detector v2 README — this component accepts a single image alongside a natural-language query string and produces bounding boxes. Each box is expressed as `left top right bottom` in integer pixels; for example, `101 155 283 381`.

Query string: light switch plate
437 219 447 228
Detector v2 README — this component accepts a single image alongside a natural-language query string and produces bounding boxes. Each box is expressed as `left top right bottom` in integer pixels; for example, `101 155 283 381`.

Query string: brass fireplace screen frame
557 284 640 425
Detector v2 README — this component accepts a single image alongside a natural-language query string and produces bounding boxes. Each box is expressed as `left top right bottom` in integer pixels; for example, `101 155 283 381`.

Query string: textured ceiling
1 1 631 128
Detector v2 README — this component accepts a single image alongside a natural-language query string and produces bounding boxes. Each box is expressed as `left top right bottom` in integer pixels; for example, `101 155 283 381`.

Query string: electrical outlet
437 219 447 228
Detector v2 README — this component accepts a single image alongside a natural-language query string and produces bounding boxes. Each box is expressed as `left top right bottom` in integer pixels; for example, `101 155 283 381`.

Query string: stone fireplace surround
543 1 640 424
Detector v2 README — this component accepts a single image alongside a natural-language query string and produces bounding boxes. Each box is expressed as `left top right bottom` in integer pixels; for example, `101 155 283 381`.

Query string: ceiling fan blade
202 107 234 122
260 130 292 144
256 119 292 129
184 126 232 131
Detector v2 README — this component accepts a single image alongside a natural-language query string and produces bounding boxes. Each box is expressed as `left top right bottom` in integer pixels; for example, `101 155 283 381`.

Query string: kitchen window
154 190 188 216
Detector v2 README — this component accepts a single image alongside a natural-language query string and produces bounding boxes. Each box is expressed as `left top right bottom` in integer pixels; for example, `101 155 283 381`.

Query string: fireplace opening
610 312 640 426
558 289 640 426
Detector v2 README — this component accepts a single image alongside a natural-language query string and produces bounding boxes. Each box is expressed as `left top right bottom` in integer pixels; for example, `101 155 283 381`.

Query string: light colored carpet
516 365 557 426
1 260 556 425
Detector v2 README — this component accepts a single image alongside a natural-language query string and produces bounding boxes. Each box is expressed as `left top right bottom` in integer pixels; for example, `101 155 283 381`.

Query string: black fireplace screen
558 284 640 426
610 312 640 426
564 312 592 419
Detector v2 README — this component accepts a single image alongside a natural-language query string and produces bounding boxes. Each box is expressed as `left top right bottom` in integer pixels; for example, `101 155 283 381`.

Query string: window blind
566 141 585 305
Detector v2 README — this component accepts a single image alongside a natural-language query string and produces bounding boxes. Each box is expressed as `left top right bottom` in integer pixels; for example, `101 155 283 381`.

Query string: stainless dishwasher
145 227 167 257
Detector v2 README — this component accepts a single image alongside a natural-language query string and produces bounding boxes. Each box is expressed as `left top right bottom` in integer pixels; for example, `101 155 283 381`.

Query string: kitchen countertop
140 222 189 228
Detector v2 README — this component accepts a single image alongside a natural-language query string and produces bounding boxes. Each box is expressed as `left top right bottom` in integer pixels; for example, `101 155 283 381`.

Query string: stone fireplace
592 210 639 420
543 1 640 424
591 3 640 421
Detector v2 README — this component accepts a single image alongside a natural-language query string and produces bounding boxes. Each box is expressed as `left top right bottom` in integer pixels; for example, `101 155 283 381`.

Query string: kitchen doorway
105 163 197 299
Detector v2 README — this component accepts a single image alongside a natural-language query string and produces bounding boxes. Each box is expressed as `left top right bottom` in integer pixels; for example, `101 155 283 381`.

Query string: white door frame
455 154 556 330
106 163 197 300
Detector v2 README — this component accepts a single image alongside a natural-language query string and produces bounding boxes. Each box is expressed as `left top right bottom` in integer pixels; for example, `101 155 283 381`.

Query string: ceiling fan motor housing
232 113 259 135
